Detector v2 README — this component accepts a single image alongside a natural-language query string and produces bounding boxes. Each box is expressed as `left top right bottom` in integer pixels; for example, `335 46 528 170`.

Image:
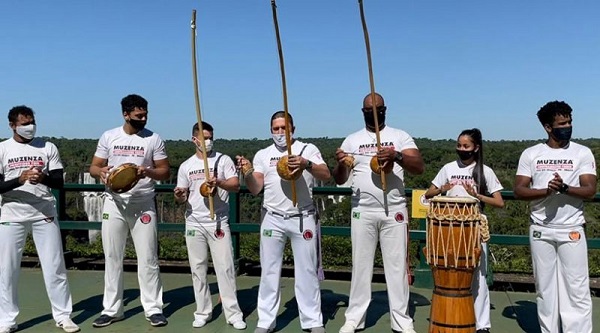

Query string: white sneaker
339 322 355 333
0 325 17 333
403 329 417 333
230 320 247 330
253 328 275 333
192 318 207 328
56 318 80 333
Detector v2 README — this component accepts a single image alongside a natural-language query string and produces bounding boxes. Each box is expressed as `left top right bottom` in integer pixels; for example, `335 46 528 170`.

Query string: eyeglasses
361 106 387 113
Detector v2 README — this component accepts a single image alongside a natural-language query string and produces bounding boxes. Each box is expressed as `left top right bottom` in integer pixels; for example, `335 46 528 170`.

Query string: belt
267 210 315 220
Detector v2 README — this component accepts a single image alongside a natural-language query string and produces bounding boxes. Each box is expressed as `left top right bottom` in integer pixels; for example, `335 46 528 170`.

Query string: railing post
412 218 433 289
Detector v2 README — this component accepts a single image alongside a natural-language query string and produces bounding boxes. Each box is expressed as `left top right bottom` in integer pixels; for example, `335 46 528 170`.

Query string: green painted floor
13 268 600 332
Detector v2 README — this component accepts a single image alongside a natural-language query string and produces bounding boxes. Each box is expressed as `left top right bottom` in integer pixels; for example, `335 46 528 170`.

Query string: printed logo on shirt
358 141 394 155
113 145 145 157
188 168 216 181
140 213 152 224
269 156 282 167
569 231 581 241
6 156 44 170
532 231 542 238
535 159 574 172
352 211 360 219
263 229 273 237
394 212 404 223
214 229 225 239
186 230 196 237
303 229 314 240
102 213 109 220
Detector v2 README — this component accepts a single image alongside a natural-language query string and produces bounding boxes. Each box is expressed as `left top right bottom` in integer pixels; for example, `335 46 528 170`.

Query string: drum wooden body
424 196 481 333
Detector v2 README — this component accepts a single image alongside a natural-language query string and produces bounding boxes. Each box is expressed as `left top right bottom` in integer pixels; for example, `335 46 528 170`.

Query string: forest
22 136 600 276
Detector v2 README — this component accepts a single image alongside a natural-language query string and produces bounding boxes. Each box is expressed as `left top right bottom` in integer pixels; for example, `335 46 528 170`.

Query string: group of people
0 93 596 333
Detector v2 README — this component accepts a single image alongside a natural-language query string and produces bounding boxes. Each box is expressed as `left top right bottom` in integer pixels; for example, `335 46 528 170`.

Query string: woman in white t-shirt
424 128 504 333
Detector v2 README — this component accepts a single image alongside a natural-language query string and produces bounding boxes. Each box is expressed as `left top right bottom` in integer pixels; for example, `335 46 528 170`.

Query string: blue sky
1 0 598 141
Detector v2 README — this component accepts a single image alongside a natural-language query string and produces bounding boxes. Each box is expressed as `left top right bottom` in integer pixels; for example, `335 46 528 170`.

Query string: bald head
362 92 385 109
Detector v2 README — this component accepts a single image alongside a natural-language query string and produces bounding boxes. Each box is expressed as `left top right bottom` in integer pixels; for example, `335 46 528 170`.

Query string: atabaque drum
107 163 140 193
424 196 482 333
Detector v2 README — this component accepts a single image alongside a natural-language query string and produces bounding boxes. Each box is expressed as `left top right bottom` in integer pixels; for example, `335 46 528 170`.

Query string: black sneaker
92 315 124 328
146 313 168 327
476 329 491 333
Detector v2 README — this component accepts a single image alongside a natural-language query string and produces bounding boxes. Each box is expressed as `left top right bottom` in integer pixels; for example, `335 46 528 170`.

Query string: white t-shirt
94 126 168 201
176 151 237 223
340 126 418 211
0 138 62 222
432 160 503 198
516 142 597 227
253 140 325 214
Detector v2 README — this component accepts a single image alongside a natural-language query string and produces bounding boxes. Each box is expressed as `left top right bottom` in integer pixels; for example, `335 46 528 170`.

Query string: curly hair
121 94 148 114
8 105 34 124
536 101 572 126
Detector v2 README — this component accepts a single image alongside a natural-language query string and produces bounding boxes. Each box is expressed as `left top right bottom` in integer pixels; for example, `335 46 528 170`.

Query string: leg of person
0 222 29 330
288 214 322 330
185 223 212 328
530 225 560 333
556 226 592 333
472 242 491 331
379 209 415 332
207 221 245 329
128 201 165 326
98 197 129 321
31 218 79 332
256 212 287 331
341 210 379 332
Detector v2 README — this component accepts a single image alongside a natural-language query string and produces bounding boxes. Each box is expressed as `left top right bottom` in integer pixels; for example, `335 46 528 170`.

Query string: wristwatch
558 183 569 194
306 160 313 170
394 151 403 163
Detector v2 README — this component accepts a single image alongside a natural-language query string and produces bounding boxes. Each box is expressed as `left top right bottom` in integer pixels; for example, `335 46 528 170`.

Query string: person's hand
205 176 218 190
236 155 254 177
547 172 563 194
439 182 454 194
287 154 306 174
136 165 148 179
376 147 395 171
98 165 114 184
174 187 188 202
465 183 479 198
20 166 45 185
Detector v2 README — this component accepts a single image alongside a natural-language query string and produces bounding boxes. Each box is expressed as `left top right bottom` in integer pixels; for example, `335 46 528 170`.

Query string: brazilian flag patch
102 213 109 220
186 230 196 237
533 231 542 238
352 211 360 219
263 229 273 237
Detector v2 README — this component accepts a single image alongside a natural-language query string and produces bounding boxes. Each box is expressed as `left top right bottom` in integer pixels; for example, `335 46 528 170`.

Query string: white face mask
16 124 36 140
272 134 287 148
194 138 213 153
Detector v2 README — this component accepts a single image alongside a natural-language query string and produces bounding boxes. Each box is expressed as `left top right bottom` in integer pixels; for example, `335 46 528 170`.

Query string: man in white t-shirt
236 111 331 333
174 121 246 330
89 94 170 328
514 101 597 333
333 93 424 333
0 106 80 333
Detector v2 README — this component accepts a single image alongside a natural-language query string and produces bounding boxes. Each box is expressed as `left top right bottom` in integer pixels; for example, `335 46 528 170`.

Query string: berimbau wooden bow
271 0 298 206
191 9 215 219
358 0 387 191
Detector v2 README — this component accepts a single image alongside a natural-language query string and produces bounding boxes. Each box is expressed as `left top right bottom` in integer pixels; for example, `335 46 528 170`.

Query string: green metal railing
55 184 600 288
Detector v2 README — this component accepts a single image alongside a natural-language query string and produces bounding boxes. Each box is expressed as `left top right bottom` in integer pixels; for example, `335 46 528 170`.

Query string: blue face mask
552 127 572 142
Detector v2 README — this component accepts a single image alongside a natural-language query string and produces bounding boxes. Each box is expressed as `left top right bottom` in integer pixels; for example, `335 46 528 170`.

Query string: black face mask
363 111 385 130
128 119 146 131
551 126 572 142
456 149 475 161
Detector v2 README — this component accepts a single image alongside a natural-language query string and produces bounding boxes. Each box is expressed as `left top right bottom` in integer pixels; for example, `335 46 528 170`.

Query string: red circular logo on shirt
214 229 225 239
303 230 313 240
394 212 404 223
140 213 152 224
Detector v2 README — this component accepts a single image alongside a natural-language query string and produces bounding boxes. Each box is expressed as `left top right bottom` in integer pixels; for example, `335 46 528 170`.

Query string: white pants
256 211 323 330
0 219 73 327
344 209 414 332
101 197 163 317
530 224 592 333
185 220 243 323
472 242 491 330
